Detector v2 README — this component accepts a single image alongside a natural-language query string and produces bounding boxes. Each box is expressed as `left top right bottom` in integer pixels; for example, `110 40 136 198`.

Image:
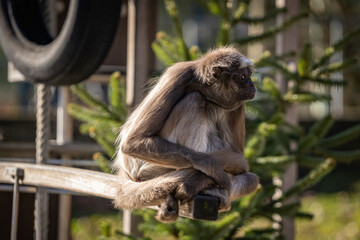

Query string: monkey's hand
192 156 231 191
210 150 249 175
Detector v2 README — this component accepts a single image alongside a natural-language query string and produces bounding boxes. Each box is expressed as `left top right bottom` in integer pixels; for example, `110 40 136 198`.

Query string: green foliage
68 72 127 172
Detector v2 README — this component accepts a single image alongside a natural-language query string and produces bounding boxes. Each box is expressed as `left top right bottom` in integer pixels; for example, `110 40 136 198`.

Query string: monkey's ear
213 67 222 79
206 66 223 86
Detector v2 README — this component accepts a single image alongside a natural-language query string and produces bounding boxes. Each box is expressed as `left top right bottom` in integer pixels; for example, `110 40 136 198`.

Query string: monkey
113 46 259 223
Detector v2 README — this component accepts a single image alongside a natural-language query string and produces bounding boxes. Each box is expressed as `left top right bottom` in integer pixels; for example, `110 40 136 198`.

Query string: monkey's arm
210 150 249 174
121 88 230 189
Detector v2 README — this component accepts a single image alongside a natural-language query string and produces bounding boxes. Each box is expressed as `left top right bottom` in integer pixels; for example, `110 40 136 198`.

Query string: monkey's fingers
212 169 232 190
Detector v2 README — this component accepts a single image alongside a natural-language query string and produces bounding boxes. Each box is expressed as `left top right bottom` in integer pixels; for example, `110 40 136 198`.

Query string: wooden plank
0 162 118 199
0 162 220 221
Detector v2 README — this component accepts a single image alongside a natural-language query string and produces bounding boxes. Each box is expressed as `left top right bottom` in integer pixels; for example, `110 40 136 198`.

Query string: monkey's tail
113 172 181 210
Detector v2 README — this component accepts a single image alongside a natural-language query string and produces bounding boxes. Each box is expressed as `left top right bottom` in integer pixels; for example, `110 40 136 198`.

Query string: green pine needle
295 212 314 220
316 149 360 163
109 72 127 121
232 1 250 23
297 155 325 168
236 7 287 25
284 92 331 103
256 58 296 79
208 212 240 240
312 26 360 70
255 155 295 166
70 85 120 120
309 77 347 87
152 42 177 67
237 12 308 45
93 152 111 173
163 0 190 60
262 77 283 101
315 57 358 76
282 158 336 201
298 43 312 77
67 104 114 123
318 124 360 148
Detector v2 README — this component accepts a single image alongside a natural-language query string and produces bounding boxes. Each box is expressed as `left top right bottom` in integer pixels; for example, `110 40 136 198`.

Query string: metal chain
34 84 50 240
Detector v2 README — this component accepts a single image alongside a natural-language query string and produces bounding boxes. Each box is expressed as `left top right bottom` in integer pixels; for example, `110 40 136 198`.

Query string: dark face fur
193 47 256 110
202 64 256 110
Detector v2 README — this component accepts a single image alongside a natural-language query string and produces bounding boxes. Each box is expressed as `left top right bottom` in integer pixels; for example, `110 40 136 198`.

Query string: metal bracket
6 167 24 180
6 167 24 240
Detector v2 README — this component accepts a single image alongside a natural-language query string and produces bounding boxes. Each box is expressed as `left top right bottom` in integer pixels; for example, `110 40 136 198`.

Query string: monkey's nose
246 78 254 87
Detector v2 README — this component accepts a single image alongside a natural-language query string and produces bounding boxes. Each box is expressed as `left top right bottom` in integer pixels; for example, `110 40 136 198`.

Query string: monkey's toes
156 195 179 223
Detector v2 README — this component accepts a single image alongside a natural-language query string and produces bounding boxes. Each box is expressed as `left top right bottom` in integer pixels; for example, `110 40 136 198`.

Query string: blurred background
0 0 359 239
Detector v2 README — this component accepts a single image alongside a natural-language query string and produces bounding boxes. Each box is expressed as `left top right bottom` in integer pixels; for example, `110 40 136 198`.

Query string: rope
34 84 50 240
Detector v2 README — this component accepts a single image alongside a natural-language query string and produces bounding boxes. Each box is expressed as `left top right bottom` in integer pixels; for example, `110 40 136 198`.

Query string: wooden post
56 87 73 240
276 0 299 239
248 0 265 59
124 0 156 235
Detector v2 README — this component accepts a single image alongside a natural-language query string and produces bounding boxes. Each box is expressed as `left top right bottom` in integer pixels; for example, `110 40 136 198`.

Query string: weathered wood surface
0 162 220 220
0 162 118 199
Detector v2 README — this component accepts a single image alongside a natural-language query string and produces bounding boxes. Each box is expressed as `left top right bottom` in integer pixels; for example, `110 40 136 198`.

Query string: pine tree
68 0 360 239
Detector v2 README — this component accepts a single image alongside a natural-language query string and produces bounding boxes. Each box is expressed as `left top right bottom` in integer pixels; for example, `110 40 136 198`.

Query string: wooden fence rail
0 162 219 222
0 162 117 199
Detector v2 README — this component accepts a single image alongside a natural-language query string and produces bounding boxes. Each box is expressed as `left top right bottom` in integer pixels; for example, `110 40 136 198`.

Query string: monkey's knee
229 172 259 201
156 195 179 223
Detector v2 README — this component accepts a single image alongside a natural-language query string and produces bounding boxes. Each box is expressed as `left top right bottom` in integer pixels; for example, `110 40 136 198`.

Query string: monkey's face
205 64 256 110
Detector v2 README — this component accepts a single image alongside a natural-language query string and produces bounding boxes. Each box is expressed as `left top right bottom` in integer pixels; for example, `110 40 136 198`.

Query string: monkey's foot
156 195 179 223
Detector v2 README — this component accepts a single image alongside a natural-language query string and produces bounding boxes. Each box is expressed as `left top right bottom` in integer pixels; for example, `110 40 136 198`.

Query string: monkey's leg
114 168 214 211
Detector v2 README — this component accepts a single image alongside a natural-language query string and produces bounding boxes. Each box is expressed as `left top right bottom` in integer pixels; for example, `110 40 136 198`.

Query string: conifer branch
232 0 250 24
315 57 358 76
262 77 283 101
256 58 296 79
297 155 325 168
93 152 111 173
298 43 312 77
309 77 347 87
236 12 308 45
152 42 177 67
310 114 334 138
284 92 331 103
281 158 335 201
316 149 360 163
163 0 190 60
318 124 360 148
70 85 120 120
67 104 114 123
312 26 360 70
255 155 295 166
236 7 287 25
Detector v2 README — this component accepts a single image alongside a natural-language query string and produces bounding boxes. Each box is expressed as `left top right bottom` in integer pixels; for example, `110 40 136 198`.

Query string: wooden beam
0 162 117 199
0 162 220 221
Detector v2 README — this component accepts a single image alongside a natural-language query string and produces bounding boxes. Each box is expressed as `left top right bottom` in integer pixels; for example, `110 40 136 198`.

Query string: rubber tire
0 0 121 85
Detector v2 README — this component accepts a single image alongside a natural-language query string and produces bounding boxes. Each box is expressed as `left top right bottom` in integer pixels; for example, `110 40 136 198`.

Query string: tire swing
0 0 122 85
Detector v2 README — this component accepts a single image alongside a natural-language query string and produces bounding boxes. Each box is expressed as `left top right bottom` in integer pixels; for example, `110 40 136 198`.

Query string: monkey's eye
241 75 246 80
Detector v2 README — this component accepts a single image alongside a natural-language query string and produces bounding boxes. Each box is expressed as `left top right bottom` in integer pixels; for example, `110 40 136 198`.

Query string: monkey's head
195 46 256 110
